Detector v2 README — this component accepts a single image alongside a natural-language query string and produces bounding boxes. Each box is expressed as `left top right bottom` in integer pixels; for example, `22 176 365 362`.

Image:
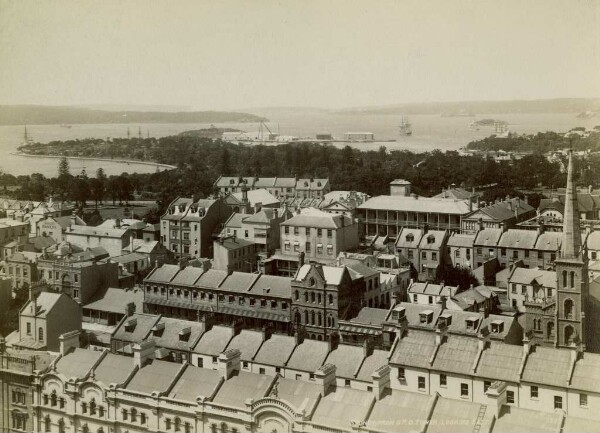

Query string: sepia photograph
0 0 599 432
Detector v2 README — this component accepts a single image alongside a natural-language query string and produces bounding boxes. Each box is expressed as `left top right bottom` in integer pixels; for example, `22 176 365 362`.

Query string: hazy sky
0 0 599 110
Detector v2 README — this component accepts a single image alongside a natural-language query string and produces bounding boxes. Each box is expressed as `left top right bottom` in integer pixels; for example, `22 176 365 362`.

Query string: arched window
131 408 137 422
174 417 181 432
311 310 315 325
304 310 309 324
570 271 575 289
98 428 104 433
317 334 323 340
294 310 301 324
82 424 89 433
547 321 555 339
50 391 57 407
294 290 299 301
311 292 315 303
220 422 227 433
564 299 574 319
303 292 308 302
89 399 96 415
318 293 322 304
318 312 322 326
562 270 567 288
327 316 332 327
44 415 50 432
565 325 575 345
328 294 333 305
58 418 65 433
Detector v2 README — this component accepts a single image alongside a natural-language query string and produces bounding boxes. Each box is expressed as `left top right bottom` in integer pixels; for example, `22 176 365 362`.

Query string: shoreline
11 152 176 170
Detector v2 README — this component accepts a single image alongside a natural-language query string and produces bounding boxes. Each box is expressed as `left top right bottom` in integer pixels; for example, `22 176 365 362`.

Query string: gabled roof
125 359 183 394
310 387 373 431
498 229 538 249
112 313 160 343
355 349 388 382
434 188 475 200
418 230 448 250
476 342 523 382
389 329 437 369
170 266 205 286
212 370 271 409
432 335 479 375
286 338 329 371
253 334 297 367
224 212 247 229
296 178 329 190
21 292 65 318
224 330 264 362
194 269 229 288
294 264 348 286
55 348 103 379
465 198 534 221
534 231 562 251
192 325 234 356
66 225 131 238
509 267 557 288
144 264 180 284
146 317 204 351
409 282 455 297
570 352 600 393
447 232 476 248
249 275 291 298
219 272 259 292
474 228 503 247
93 353 136 386
395 228 424 248
521 346 572 387
324 344 365 379
232 188 280 207
168 365 222 401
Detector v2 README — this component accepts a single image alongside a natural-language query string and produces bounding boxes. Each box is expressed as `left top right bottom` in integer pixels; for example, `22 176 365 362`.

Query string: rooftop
126 359 183 394
55 348 103 380
168 365 222 402
359 195 471 215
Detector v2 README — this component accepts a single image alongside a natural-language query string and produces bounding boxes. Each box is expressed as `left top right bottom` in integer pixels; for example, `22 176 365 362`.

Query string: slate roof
295 264 347 286
273 376 322 411
146 317 204 351
55 348 103 379
418 230 447 250
509 268 557 289
282 208 351 229
83 287 144 315
389 329 437 369
168 365 222 402
476 342 522 382
93 352 136 386
391 303 442 331
474 228 504 247
232 188 280 207
493 406 562 433
253 334 297 367
287 339 329 371
427 398 484 433
145 264 180 283
359 195 471 215
395 228 424 248
447 232 476 248
224 330 264 362
21 292 64 318
217 237 255 251
434 188 475 200
212 371 271 409
223 213 246 229
67 225 130 238
534 231 562 251
355 349 388 382
126 360 183 394
219 272 259 292
570 352 600 393
324 345 365 379
432 335 479 375
192 325 234 356
113 313 160 343
195 269 229 288
249 275 292 298
498 229 539 249
347 308 389 326
521 346 571 387
345 262 380 279
409 282 456 297
365 389 432 433
310 387 373 431
170 266 205 286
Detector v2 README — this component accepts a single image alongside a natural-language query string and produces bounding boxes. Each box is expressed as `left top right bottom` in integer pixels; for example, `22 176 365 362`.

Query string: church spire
561 149 582 259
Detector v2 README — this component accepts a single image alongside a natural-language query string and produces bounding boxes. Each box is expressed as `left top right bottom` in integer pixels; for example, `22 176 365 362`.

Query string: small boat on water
60 124 72 128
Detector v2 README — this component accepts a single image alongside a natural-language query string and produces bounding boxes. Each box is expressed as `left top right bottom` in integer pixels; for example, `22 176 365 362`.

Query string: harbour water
0 111 596 177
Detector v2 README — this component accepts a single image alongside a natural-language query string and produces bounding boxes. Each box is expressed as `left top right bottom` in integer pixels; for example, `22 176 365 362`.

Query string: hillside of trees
465 130 600 153
9 134 600 223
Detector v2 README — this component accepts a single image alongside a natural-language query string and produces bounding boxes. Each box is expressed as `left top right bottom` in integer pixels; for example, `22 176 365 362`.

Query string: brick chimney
371 365 390 400
59 330 80 356
328 332 340 352
298 251 305 267
362 337 374 358
218 349 241 379
314 363 336 395
485 381 507 418
132 340 156 369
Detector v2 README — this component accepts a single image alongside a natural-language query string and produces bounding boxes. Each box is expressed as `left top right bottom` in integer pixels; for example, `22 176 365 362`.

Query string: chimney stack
328 332 340 352
218 349 241 379
485 381 508 418
371 365 390 400
362 337 374 358
314 364 336 395
59 330 80 356
132 340 156 369
129 235 134 253
294 329 305 346
298 251 305 267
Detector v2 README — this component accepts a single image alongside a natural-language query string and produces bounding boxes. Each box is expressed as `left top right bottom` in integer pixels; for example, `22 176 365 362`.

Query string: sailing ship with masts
399 116 412 136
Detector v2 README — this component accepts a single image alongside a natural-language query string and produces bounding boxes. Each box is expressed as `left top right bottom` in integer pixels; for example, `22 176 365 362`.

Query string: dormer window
178 327 191 342
304 182 309 187
491 320 504 334
124 318 137 332
465 317 479 330
317 182 322 187
151 322 165 337
419 310 433 324
438 314 452 327
427 235 435 244
406 234 414 242
391 307 406 321
229 179 235 184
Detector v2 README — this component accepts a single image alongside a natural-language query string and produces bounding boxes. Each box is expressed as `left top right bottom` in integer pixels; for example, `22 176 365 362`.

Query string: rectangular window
398 368 405 380
345 379 351 387
259 367 266 374
501 248 506 256
245 230 249 238
440 374 447 387
327 245 333 255
461 383 469 397
408 250 414 259
554 396 562 409
511 284 517 294
305 242 311 252
421 251 427 259
428 296 433 304
484 381 491 392
507 390 515 404
432 252 437 260
418 376 425 390
580 393 588 407
524 250 529 258
412 294 417 303
26 322 31 335
538 251 543 259
284 226 289 234
294 227 299 235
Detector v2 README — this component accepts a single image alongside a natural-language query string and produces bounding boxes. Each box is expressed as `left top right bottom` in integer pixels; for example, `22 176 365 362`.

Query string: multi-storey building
37 254 119 304
506 267 557 312
265 208 359 276
5 251 39 289
64 224 134 258
291 263 363 341
222 207 290 255
0 217 30 260
212 237 258 273
357 181 470 241
214 175 330 199
395 227 449 281
446 232 476 268
461 197 535 233
161 197 232 259
35 214 86 243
